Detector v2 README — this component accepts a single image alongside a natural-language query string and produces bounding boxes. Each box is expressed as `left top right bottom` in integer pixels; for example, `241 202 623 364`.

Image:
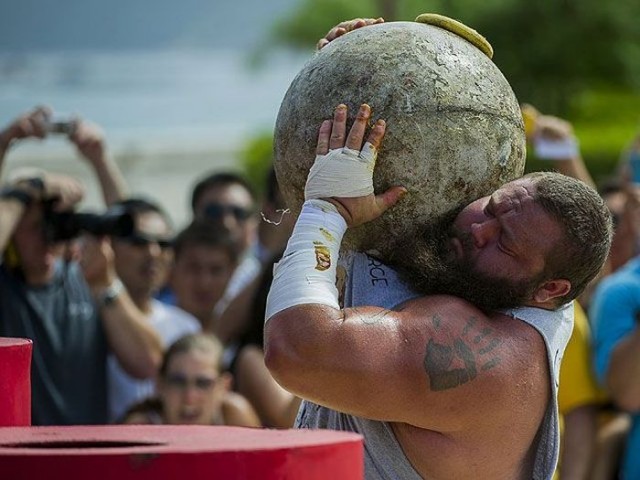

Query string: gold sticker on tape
313 243 331 271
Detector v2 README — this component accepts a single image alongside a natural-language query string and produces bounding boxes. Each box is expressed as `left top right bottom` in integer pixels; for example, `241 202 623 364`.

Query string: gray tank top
295 252 573 480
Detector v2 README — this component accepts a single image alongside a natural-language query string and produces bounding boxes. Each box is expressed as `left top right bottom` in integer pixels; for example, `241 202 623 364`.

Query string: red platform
0 425 363 480
0 338 32 426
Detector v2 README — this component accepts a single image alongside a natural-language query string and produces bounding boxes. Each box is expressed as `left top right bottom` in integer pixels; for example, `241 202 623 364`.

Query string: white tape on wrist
265 199 347 322
304 143 377 199
533 135 579 160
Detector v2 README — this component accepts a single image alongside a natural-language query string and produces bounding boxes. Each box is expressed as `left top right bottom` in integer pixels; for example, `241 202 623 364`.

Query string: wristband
265 199 347 321
533 136 579 161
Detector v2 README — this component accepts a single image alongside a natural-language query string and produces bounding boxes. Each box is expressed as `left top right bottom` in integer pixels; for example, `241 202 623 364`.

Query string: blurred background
1 0 639 225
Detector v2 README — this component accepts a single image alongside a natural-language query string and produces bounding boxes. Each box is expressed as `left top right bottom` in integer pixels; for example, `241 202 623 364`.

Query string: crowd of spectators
0 97 639 479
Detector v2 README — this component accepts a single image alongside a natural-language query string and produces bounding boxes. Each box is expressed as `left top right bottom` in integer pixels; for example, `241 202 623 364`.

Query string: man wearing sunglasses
107 197 201 422
189 172 262 318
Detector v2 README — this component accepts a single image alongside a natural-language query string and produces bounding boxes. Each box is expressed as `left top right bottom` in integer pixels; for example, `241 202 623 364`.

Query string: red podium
0 338 32 426
0 425 363 479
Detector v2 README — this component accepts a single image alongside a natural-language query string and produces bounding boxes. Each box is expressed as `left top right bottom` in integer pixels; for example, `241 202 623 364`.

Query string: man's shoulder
396 295 543 348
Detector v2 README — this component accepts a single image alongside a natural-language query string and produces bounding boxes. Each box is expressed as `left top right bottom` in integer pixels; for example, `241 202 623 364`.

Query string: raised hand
69 119 107 166
317 18 385 50
305 103 406 227
78 234 116 292
0 106 52 149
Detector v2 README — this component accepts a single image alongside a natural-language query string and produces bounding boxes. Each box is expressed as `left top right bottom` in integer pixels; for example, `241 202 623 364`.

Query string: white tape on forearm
533 136 579 160
265 199 347 322
304 143 377 199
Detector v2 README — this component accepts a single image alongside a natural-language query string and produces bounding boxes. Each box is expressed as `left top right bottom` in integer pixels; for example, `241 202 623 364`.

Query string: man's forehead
199 183 253 205
136 211 171 235
491 178 536 202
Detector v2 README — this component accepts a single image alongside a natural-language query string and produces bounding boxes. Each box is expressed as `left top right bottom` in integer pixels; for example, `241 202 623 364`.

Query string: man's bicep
265 299 514 430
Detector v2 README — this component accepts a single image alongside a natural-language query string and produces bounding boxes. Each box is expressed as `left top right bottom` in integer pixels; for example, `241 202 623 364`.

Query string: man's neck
128 290 154 314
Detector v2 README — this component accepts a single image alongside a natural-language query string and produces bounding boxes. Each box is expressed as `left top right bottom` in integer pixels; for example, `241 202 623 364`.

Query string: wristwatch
97 278 125 308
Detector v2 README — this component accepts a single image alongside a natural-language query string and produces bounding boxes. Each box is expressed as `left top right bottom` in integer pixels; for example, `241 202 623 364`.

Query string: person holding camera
0 107 164 425
0 106 128 206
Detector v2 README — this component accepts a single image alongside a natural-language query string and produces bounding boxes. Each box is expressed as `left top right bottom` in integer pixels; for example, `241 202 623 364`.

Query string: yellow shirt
558 302 608 414
554 301 608 479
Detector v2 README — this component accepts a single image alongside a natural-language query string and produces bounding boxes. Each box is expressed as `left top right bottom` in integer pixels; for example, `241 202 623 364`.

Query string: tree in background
258 0 640 180
271 0 640 114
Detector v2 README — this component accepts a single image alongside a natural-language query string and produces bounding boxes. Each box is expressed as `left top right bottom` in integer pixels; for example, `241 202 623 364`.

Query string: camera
46 118 77 135
43 204 135 243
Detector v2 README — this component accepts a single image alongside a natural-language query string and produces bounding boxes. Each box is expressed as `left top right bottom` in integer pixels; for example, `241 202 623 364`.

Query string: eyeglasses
203 203 253 222
165 373 218 391
120 232 173 249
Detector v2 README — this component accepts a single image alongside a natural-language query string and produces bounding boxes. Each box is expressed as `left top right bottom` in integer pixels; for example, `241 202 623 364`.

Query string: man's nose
220 212 238 231
470 219 499 249
182 385 200 403
144 241 163 257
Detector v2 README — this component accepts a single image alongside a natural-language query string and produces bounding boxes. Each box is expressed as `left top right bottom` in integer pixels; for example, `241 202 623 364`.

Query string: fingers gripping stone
304 143 378 200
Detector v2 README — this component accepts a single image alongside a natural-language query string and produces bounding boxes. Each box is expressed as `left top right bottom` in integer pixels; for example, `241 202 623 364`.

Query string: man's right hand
317 17 384 50
11 171 84 212
0 106 52 151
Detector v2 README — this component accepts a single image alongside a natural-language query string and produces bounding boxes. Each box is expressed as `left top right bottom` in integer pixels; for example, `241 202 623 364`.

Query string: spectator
106 198 201 422
190 172 261 317
0 106 128 205
0 107 162 425
121 333 260 427
169 220 239 331
556 302 608 480
590 139 640 480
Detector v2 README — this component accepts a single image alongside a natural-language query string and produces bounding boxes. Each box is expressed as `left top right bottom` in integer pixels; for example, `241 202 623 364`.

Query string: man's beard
388 208 542 312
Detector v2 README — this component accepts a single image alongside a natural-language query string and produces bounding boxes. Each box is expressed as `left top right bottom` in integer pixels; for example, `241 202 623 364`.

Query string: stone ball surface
274 21 525 258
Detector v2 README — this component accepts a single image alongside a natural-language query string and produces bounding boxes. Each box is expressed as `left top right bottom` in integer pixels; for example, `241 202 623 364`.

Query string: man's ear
533 279 571 305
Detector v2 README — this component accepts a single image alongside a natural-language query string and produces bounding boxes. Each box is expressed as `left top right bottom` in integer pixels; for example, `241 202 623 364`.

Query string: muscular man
265 104 612 479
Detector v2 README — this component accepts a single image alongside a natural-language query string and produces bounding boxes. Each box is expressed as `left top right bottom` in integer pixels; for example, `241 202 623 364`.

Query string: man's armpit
348 306 393 325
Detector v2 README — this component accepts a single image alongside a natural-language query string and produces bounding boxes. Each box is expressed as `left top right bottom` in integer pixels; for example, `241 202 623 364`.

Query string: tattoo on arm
424 315 502 391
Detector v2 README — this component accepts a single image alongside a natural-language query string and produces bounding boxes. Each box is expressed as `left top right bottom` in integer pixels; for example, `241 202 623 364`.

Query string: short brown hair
527 171 613 305
172 220 241 264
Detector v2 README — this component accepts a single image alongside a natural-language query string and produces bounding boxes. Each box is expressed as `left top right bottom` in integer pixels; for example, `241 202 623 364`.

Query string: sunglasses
203 203 253 222
120 232 173 249
165 373 218 391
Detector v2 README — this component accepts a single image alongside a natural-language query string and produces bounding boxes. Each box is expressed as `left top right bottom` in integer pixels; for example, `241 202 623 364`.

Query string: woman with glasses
121 333 260 427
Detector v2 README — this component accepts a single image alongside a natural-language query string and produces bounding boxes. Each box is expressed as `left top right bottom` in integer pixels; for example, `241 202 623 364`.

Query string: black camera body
43 204 134 243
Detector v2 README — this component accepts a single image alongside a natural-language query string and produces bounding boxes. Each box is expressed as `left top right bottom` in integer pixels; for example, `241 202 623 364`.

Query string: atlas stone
274 20 525 260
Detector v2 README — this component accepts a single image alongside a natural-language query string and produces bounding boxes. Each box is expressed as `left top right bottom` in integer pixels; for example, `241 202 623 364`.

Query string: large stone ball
274 20 525 259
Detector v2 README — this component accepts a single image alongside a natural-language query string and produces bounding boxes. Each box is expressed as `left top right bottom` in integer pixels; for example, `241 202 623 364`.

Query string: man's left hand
305 103 406 227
